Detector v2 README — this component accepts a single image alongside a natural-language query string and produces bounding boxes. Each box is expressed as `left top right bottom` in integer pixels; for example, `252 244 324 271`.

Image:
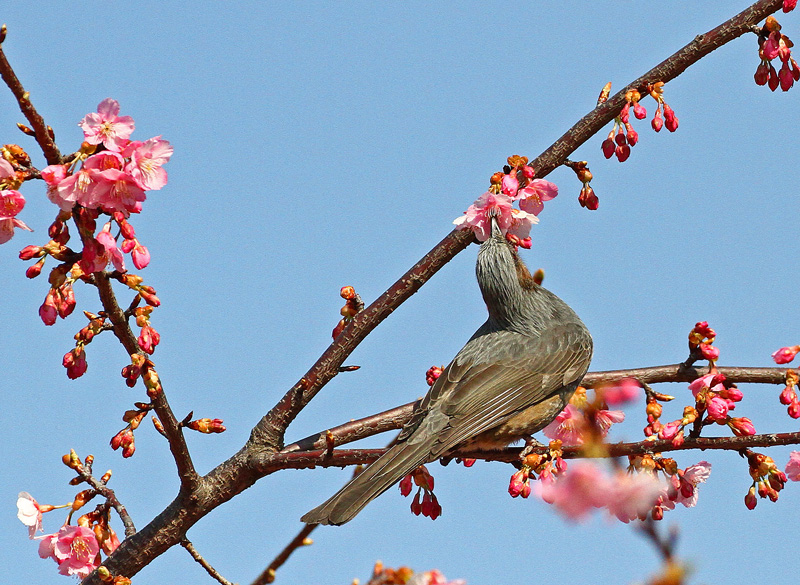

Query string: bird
302 213 593 526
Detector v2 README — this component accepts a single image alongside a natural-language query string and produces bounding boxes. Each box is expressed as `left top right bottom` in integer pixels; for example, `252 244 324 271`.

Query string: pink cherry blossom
0 189 32 244
409 569 466 585
50 525 100 578
516 179 558 216
16 492 43 538
96 226 126 272
52 166 107 210
126 136 173 190
785 451 800 481
772 345 800 364
537 461 610 520
453 192 516 241
79 98 135 152
594 409 625 436
602 378 641 405
674 461 711 507
0 157 14 178
688 373 718 397
605 471 666 523
92 168 147 215
543 404 586 446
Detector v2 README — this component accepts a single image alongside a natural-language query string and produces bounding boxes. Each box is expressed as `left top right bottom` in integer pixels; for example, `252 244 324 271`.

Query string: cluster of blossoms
9 99 171 383
16 452 124 581
743 450 789 509
754 15 799 91
646 322 754 445
332 285 364 339
366 562 465 585
454 155 559 247
600 83 678 164
542 386 627 447
399 465 442 520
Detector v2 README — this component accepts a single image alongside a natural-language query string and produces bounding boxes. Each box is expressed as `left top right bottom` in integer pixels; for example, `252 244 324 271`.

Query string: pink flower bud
779 385 797 405
699 343 719 361
619 102 630 124
39 290 58 326
26 258 45 279
633 101 647 119
744 487 757 510
63 347 88 379
787 401 800 419
719 386 743 402
58 284 76 318
508 470 528 498
625 126 638 146
601 137 615 159
792 59 800 81
522 165 535 179
769 64 780 91
425 365 443 386
615 144 631 162
773 345 800 364
729 417 756 437
399 474 413 497
659 420 683 441
651 108 663 132
754 62 770 85
410 492 421 516
785 0 797 12
19 245 43 260
132 242 151 269
779 62 794 91
501 173 519 198
663 104 679 132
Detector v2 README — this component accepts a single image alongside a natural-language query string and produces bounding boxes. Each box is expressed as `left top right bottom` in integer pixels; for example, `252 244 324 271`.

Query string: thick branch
275 364 789 455
0 28 62 165
262 431 800 471
94 273 198 489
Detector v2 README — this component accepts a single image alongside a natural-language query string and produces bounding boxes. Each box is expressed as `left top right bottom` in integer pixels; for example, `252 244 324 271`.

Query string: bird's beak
488 209 503 239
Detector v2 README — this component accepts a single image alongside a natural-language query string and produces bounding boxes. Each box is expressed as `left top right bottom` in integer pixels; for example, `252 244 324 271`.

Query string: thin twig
0 27 62 165
94 272 198 490
72 461 136 537
181 538 237 585
251 524 316 585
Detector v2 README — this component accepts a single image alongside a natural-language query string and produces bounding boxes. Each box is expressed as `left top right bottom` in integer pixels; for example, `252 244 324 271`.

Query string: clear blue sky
2 3 799 584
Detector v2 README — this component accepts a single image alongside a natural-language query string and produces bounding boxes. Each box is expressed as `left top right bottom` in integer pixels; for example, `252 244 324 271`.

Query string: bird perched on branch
302 214 592 526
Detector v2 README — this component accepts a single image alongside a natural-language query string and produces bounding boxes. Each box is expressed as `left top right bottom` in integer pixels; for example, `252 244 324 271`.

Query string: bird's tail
301 440 431 526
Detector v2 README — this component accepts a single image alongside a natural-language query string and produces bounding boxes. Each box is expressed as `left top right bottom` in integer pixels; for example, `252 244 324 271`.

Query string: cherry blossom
0 189 32 244
79 98 135 152
16 492 43 538
453 192 519 241
126 136 173 191
785 451 800 481
601 378 641 405
537 461 609 520
606 471 666 523
45 525 100 579
516 179 558 216
673 461 711 507
543 404 586 446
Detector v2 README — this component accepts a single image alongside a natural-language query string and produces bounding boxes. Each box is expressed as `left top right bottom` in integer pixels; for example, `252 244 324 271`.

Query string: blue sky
2 3 799 584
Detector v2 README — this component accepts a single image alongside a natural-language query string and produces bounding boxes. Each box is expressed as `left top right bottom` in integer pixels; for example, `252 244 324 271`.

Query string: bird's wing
399 320 592 456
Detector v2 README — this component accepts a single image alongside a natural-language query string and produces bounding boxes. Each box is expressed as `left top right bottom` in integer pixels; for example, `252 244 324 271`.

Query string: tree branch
0 26 62 165
180 538 237 585
94 272 198 490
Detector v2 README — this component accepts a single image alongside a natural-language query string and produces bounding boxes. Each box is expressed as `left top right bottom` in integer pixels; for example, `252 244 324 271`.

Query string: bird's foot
519 435 546 459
